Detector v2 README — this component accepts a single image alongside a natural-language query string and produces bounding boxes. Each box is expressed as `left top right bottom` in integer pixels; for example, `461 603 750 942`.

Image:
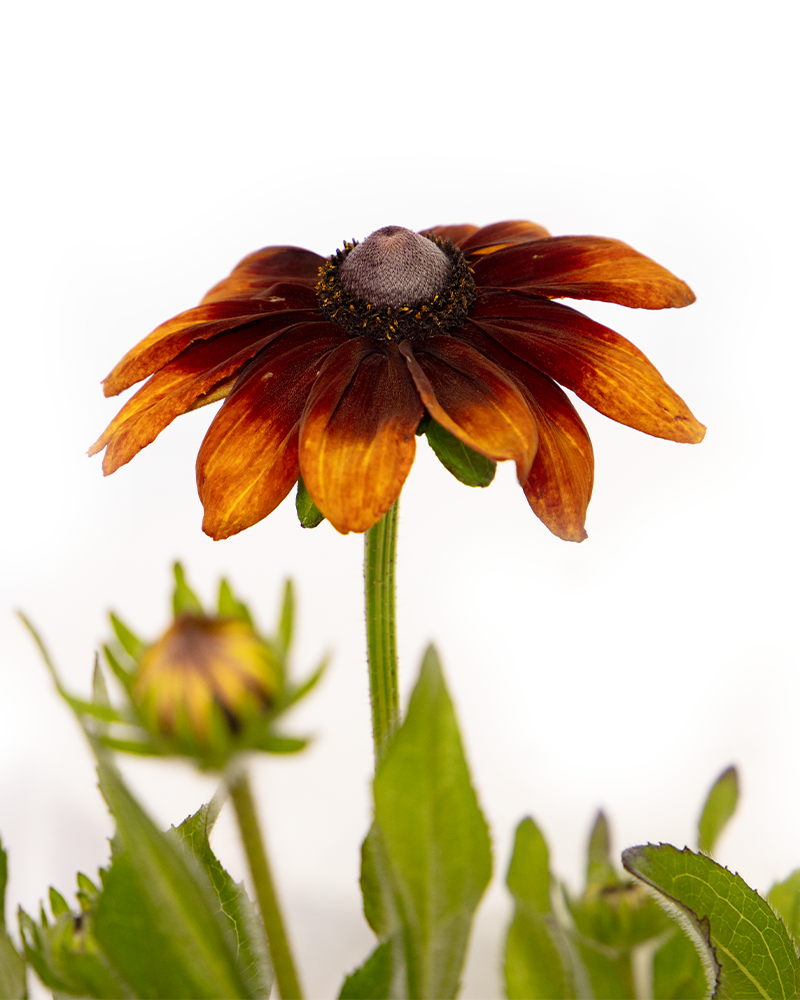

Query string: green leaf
296 476 325 528
623 843 800 999
109 614 146 661
652 926 710 1000
504 817 578 1000
276 580 295 658
371 645 492 999
769 870 800 950
170 804 273 998
0 839 27 1000
425 419 496 488
339 940 394 999
586 810 617 888
94 758 254 998
172 563 204 616
698 766 739 856
217 580 254 627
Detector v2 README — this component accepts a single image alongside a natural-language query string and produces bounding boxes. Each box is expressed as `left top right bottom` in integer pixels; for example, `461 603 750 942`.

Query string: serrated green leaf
339 940 394 999
296 476 325 528
504 818 578 1000
217 580 254 627
171 804 273 998
94 758 253 999
172 563 205 616
699 766 739 856
769 870 800 950
0 840 27 1000
623 843 800 1000
109 614 146 661
425 419 496 488
372 645 492 999
652 926 710 1000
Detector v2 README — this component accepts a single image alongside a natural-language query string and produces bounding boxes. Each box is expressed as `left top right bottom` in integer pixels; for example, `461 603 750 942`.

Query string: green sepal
217 580 254 627
698 765 739 856
623 842 800 1000
274 656 328 715
425 419 496 488
296 476 325 528
275 580 295 659
109 615 145 661
172 563 205 616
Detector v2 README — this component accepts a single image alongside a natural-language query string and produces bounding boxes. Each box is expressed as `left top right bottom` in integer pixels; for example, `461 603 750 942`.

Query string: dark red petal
400 337 538 482
471 236 696 309
300 341 423 534
201 246 325 303
90 318 323 474
457 324 594 542
468 295 705 443
196 323 344 539
460 220 551 254
103 284 319 396
420 224 480 247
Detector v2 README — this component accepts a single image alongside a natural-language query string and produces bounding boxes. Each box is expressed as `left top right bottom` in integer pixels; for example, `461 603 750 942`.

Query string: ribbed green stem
364 500 400 767
228 768 303 999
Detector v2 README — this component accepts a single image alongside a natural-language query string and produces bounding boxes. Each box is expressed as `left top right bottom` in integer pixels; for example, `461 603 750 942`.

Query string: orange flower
90 221 704 541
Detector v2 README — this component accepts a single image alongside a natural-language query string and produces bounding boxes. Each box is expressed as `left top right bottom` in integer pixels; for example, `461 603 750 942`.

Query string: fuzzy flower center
316 226 476 343
338 226 452 307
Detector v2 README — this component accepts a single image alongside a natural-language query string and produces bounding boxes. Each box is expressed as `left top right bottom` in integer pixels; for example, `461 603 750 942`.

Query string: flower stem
364 500 400 767
228 767 303 1000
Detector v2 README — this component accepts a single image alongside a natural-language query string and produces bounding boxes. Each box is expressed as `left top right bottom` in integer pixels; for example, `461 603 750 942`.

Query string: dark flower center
317 226 476 343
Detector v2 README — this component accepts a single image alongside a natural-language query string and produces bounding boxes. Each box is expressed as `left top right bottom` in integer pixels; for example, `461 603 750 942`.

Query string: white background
1 1 797 996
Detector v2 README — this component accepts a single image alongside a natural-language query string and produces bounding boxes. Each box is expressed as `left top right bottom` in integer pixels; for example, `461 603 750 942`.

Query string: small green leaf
109 614 146 661
172 563 205 616
372 645 492 999
94 758 253 998
296 477 325 527
276 580 295 658
339 940 394 999
48 889 70 918
0 840 27 1000
425 419 496 488
623 843 800 999
698 766 739 856
217 580 254 627
504 818 578 1000
769 870 800 949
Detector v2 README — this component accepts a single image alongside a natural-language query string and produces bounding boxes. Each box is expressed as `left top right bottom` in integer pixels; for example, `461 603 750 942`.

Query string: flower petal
103 284 319 396
471 236 695 309
421 224 480 247
90 318 315 473
196 323 345 539
457 324 594 541
201 246 325 303
469 293 706 443
460 220 551 254
300 341 423 534
400 337 538 481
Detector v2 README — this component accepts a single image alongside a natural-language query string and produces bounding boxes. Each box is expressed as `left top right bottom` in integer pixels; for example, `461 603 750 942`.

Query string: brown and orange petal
420 224 480 248
90 317 317 474
471 236 695 309
103 284 319 396
470 292 706 443
460 220 552 255
197 322 346 539
300 341 423 534
201 246 325 303
400 337 538 482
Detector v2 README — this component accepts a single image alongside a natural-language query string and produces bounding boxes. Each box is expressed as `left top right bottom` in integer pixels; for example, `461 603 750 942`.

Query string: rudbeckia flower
90 221 704 541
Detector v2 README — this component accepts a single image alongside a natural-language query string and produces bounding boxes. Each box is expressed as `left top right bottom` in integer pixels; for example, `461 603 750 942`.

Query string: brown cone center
338 226 452 308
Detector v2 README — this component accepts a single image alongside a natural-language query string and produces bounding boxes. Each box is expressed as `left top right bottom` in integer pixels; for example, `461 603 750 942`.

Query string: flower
90 221 704 541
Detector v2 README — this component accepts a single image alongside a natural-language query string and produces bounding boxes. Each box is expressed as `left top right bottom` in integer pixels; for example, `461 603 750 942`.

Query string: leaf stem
228 767 303 999
364 500 400 767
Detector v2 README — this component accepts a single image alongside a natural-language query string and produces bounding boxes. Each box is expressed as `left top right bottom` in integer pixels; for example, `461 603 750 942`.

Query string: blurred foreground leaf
0 839 27 1000
770 870 800 951
698 766 739 856
623 843 800 999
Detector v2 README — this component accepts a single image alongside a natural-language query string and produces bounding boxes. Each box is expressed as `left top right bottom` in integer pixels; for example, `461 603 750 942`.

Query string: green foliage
348 647 492 999
425 418 497 488
171 563 204 616
770 870 800 948
698 765 739 856
295 475 326 527
623 843 800 999
0 839 27 1000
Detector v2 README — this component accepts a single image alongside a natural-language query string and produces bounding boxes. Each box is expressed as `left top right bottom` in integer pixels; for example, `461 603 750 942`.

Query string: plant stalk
364 500 400 767
228 767 303 999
